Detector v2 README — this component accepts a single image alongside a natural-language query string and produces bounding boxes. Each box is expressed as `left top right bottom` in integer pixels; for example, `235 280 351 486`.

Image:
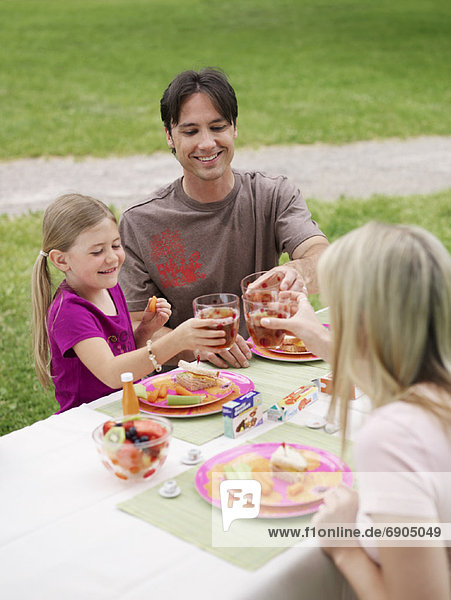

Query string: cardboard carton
267 385 318 422
223 391 263 438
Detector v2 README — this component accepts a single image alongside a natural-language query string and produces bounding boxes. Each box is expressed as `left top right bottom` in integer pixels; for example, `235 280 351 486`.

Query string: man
119 68 329 368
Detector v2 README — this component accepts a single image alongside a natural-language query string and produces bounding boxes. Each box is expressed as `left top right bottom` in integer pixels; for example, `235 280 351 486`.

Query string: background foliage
1 0 450 158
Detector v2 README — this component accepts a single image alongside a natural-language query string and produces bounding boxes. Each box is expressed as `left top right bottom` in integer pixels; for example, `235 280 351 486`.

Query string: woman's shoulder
355 389 450 472
364 383 447 424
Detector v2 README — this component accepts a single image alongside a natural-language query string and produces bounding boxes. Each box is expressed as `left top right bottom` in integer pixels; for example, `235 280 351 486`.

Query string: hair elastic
39 250 49 258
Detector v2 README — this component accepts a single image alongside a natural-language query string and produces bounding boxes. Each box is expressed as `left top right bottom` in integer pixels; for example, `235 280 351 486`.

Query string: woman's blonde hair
31 193 117 388
318 222 451 438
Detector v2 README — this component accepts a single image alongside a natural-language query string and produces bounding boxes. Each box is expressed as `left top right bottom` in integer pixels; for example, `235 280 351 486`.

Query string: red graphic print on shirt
150 229 205 288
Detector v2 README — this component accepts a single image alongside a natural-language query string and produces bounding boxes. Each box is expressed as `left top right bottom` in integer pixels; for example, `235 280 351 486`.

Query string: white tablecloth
0 385 369 600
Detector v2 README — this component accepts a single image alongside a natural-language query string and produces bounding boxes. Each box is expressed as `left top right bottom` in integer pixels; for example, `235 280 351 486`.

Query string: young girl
31 193 226 412
262 222 451 599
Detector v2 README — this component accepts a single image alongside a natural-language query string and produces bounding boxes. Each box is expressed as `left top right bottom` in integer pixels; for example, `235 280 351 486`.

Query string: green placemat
96 355 329 445
117 422 352 571
225 356 330 407
97 310 330 445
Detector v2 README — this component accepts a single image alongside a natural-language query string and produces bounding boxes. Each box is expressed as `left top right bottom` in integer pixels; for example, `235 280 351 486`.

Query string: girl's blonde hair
31 193 117 388
318 222 451 439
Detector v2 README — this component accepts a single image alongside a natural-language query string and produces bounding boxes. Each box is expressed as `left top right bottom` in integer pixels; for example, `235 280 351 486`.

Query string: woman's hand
260 291 332 362
312 484 360 558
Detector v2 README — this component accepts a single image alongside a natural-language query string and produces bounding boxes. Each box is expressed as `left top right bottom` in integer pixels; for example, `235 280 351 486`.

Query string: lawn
1 0 450 433
1 190 450 435
1 0 450 158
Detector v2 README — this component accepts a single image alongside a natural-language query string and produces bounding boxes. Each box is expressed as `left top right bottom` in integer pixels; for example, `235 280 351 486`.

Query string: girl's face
62 218 125 295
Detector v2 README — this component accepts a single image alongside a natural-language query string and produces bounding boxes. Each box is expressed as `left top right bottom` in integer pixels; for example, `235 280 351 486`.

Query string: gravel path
1 136 450 215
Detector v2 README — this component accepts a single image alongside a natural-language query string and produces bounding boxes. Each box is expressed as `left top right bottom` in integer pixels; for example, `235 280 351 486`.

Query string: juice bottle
121 372 140 416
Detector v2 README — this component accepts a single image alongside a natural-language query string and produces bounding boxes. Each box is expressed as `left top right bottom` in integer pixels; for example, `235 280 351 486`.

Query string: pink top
354 390 451 568
48 282 136 412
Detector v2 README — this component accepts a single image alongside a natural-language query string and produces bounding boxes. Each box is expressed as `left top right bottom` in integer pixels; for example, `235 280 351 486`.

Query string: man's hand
196 334 253 368
251 264 307 293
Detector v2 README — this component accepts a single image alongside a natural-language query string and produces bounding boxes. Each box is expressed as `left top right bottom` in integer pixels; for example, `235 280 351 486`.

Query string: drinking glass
240 271 281 303
243 297 290 349
193 293 240 350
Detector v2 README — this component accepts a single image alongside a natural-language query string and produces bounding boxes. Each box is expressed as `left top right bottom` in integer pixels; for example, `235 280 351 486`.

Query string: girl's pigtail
31 253 53 388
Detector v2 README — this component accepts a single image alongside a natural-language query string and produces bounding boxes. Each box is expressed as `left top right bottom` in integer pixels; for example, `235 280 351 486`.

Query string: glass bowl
92 415 172 481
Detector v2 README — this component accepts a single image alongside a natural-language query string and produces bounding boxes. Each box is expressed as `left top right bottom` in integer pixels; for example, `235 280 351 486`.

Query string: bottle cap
120 372 134 383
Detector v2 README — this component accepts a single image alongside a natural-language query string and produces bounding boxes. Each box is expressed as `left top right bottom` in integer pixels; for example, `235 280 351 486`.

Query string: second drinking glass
193 293 240 350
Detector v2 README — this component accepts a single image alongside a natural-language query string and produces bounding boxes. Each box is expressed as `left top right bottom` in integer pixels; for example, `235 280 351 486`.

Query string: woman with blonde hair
31 194 227 412
262 222 451 599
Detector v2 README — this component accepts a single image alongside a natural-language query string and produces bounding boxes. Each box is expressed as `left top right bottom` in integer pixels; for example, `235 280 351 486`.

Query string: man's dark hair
160 67 238 134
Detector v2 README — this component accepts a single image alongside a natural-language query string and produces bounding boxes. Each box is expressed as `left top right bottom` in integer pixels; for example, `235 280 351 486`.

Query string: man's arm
285 235 330 293
252 235 329 295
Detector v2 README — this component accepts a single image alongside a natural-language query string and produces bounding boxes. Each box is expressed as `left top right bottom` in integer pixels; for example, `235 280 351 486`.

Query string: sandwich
269 443 307 483
279 336 307 353
176 360 220 391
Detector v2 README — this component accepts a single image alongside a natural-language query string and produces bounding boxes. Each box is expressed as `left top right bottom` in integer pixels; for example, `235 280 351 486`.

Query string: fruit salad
92 415 172 481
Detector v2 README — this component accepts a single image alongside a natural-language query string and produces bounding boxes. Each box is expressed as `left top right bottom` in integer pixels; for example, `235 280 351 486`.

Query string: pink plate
247 324 329 362
139 368 234 409
195 442 352 518
248 339 323 362
138 371 254 418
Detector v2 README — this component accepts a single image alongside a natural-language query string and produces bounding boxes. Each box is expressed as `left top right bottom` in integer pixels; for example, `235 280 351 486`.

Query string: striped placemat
96 355 329 445
117 422 352 571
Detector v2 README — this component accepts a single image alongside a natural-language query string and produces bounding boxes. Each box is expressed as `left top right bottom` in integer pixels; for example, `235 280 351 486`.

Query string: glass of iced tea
243 298 290 349
240 271 280 303
193 293 240 350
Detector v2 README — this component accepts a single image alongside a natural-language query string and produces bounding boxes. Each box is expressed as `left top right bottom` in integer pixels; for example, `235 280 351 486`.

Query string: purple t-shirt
47 282 136 412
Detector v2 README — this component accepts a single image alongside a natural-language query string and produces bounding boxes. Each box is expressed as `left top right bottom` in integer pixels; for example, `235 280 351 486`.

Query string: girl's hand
174 318 226 352
140 297 172 337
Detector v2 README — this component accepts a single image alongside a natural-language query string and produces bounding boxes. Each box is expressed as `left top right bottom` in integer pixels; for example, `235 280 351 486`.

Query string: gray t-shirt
118 169 325 336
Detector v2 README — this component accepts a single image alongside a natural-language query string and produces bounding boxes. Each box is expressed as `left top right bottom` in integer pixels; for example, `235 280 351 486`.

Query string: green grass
1 190 450 435
1 0 450 159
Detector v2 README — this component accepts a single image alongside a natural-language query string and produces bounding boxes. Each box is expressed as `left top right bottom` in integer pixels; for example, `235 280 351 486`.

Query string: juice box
267 385 318 422
311 371 356 399
223 391 263 438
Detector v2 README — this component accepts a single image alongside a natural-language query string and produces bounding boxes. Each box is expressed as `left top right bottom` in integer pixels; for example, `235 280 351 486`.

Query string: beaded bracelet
146 339 162 373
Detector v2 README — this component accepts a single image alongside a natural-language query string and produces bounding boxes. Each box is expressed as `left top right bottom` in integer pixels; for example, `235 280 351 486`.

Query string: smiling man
118 68 329 369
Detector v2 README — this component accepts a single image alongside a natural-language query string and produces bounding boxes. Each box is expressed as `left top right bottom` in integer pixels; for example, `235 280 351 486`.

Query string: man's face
165 92 237 184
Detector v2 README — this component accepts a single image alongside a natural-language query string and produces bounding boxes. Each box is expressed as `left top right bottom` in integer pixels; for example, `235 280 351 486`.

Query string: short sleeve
272 177 326 257
49 296 105 357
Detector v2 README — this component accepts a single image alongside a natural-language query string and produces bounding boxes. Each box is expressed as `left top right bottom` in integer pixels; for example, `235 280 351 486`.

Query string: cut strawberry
102 420 116 435
116 443 143 471
134 420 167 440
